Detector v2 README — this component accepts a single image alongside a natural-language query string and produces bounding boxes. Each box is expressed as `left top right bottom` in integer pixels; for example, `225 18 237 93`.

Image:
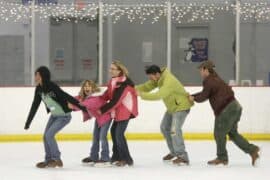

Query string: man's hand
136 90 141 96
189 95 194 102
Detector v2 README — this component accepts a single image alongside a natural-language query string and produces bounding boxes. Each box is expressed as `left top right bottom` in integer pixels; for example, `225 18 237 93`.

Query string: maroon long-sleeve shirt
192 74 235 116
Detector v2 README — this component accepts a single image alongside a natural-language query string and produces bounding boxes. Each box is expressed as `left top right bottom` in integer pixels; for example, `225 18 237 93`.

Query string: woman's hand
67 102 73 109
96 109 102 115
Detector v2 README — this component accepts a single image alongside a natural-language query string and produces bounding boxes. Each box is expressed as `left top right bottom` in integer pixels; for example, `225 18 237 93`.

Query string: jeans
44 113 71 161
160 110 190 162
90 120 112 161
110 120 133 164
214 100 258 161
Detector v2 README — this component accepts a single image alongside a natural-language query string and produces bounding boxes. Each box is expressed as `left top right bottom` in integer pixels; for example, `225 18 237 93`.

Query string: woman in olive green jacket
136 65 193 165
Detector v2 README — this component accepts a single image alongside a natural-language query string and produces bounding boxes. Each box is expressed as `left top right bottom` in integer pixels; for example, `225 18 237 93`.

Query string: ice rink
0 140 269 180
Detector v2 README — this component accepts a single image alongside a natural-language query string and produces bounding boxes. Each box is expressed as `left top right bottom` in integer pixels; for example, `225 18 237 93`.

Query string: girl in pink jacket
71 80 112 167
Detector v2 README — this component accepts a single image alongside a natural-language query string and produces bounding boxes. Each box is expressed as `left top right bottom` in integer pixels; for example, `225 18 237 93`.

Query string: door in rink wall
0 36 25 85
50 18 98 85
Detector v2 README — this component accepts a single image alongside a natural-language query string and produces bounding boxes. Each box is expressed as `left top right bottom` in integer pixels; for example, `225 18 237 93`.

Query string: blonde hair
112 60 129 77
79 80 100 100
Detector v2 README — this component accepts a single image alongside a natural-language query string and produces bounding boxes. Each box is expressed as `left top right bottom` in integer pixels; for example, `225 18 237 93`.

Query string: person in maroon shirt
189 60 260 166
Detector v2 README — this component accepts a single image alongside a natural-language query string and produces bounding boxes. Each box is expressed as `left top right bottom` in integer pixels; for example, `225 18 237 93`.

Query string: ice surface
0 141 269 180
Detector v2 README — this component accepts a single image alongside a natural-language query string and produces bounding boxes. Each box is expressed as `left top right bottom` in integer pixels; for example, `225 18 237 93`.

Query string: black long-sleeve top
25 82 86 128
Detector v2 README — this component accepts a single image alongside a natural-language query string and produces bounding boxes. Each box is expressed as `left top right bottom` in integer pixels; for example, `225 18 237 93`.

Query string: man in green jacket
136 65 193 165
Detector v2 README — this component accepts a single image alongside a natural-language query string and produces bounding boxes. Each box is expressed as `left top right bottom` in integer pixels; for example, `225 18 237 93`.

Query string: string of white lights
103 4 167 24
36 3 98 22
0 1 30 22
240 2 270 22
171 2 232 24
0 1 270 23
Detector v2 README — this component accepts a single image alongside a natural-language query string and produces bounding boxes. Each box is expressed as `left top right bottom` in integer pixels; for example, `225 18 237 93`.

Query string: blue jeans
44 114 71 161
160 110 190 162
110 120 133 164
90 120 112 161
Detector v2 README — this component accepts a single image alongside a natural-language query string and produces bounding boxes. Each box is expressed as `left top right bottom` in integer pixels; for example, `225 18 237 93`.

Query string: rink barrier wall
1 86 270 142
0 133 270 142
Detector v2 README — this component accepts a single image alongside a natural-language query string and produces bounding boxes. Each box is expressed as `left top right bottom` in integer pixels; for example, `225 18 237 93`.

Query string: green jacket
136 68 193 113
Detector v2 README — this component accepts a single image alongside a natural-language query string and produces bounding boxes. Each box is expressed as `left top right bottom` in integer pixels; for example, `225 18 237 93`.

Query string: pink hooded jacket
73 88 111 127
100 76 138 121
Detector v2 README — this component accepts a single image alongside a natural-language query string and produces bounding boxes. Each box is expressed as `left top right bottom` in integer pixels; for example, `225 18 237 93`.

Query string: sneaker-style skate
172 157 189 166
94 160 111 167
36 161 49 168
47 159 63 168
114 160 134 167
82 157 95 165
207 158 228 166
250 147 260 166
162 153 175 161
